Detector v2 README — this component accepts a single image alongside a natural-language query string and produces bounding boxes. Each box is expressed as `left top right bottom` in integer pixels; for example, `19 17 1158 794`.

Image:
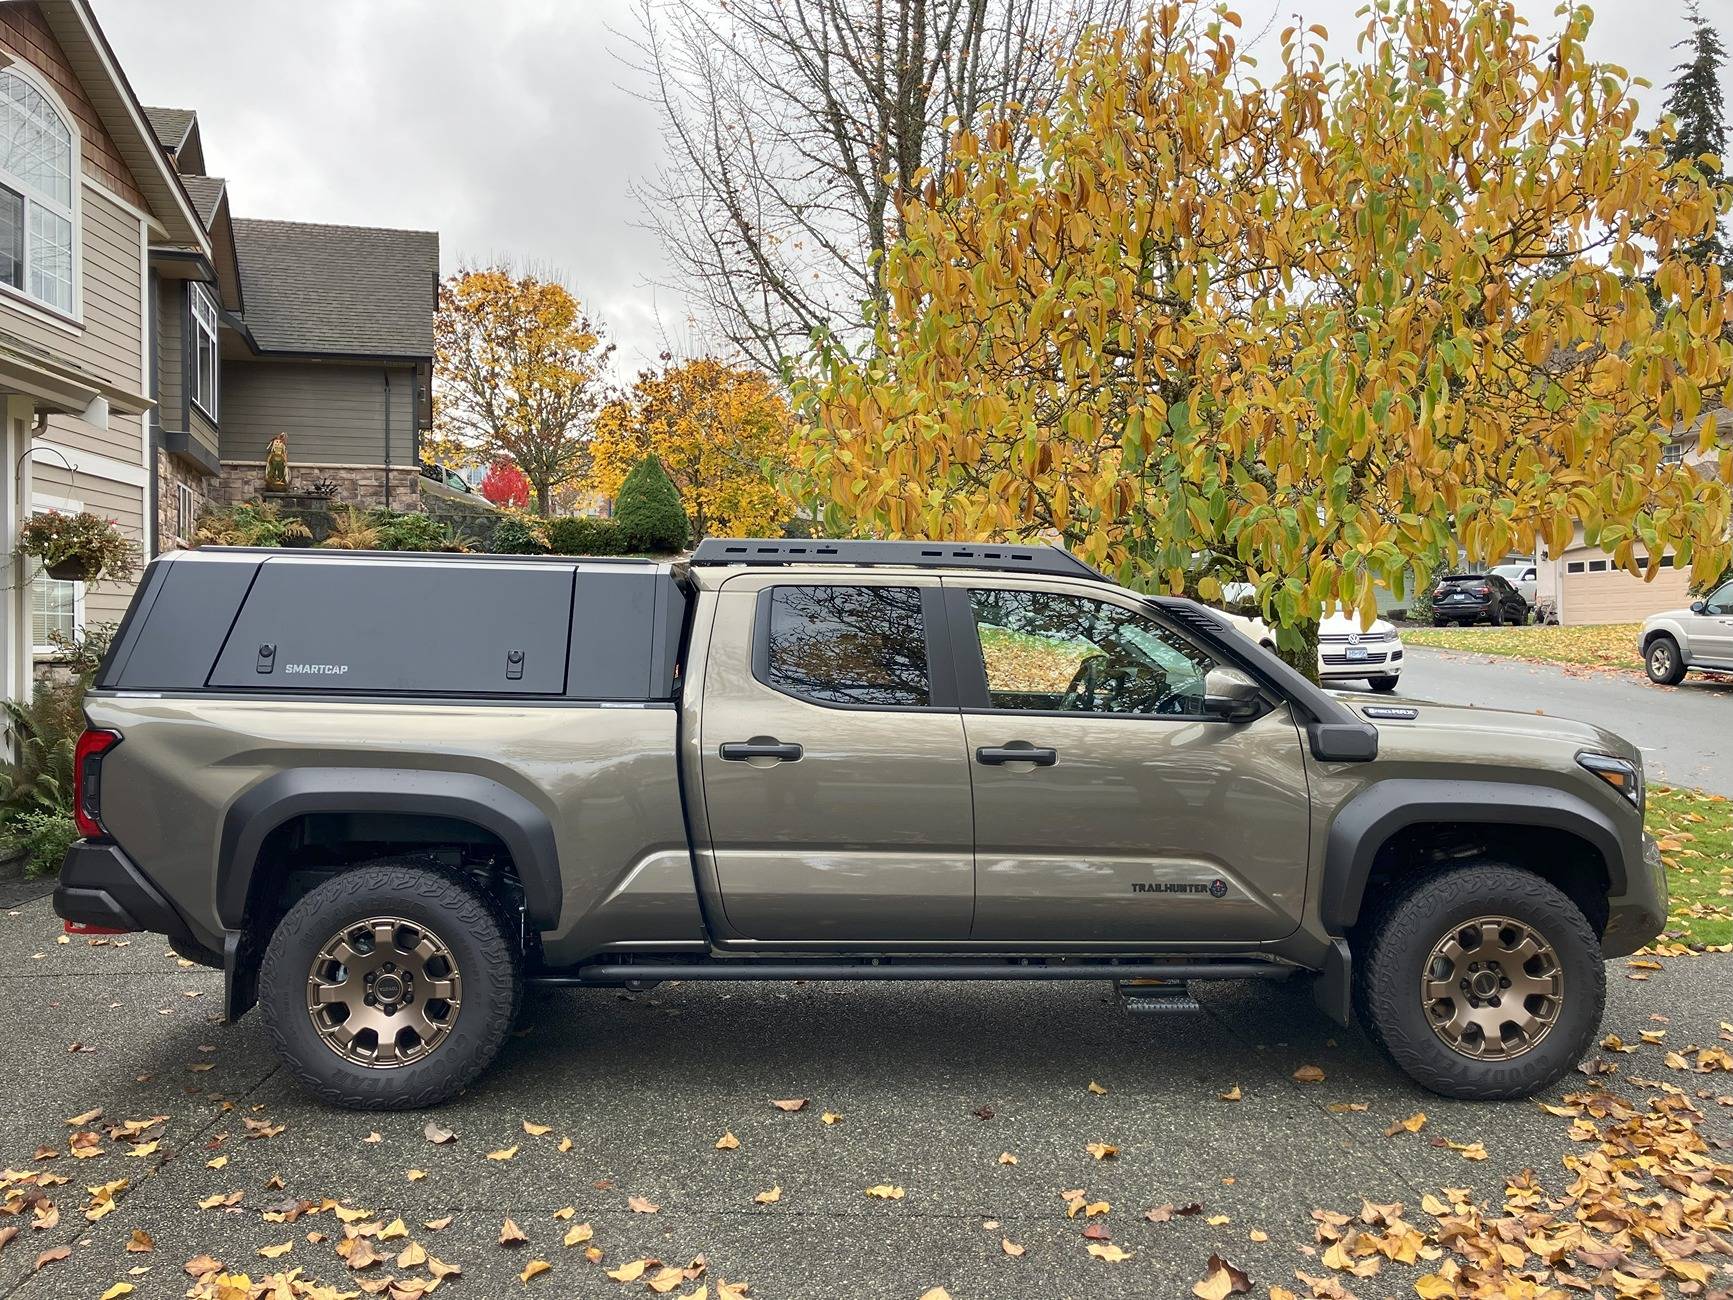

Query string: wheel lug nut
364 995 375 1006
1500 978 1510 988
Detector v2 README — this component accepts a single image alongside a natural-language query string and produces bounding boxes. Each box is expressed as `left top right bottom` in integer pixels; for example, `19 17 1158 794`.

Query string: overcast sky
99 0 1728 377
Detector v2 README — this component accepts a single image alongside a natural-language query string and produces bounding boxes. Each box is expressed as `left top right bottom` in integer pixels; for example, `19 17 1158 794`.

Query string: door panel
698 582 974 941
1698 580 1733 663
949 580 1312 943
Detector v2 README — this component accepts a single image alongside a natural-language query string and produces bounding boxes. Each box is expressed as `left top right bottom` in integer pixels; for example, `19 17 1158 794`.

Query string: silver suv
1639 577 1733 684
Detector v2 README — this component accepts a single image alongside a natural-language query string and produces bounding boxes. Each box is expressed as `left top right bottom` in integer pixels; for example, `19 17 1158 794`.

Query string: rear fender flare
1319 779 1627 934
216 768 562 931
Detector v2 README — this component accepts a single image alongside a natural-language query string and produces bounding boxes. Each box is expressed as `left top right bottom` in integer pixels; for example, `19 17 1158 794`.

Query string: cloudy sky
100 0 1727 375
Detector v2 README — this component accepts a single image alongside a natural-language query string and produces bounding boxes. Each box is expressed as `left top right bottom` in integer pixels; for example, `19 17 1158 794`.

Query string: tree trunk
1271 619 1322 686
534 483 551 516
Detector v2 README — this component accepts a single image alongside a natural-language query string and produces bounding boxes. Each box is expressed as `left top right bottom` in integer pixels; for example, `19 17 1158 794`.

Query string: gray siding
220 360 417 466
189 403 218 460
156 277 182 427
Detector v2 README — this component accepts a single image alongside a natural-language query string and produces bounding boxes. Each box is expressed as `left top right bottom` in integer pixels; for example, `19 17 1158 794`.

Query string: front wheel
1645 635 1687 686
259 862 521 1109
1366 675 1400 693
1356 863 1603 1100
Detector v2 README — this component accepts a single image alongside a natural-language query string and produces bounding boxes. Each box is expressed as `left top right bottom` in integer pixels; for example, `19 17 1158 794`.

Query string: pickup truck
57 539 1665 1109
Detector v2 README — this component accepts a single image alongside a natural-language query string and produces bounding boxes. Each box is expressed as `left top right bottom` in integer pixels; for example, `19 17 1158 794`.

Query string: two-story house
144 105 437 538
0 0 208 704
0 0 439 709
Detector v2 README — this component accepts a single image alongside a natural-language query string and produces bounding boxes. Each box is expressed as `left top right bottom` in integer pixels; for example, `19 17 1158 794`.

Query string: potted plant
16 510 138 583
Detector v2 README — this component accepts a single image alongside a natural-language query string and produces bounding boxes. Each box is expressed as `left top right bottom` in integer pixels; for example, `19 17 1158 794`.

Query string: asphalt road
3 898 1729 1300
1395 646 1733 797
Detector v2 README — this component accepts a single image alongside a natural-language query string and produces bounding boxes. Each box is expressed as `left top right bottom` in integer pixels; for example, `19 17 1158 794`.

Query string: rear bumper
54 840 196 947
1434 601 1492 620
1601 833 1669 959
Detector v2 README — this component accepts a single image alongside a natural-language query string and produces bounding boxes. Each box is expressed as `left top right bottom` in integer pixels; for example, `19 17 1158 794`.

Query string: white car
1638 577 1733 684
1490 561 1539 606
1215 604 1406 692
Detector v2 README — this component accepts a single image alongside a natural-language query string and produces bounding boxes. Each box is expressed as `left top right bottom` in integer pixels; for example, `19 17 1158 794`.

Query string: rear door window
209 557 573 695
758 584 931 707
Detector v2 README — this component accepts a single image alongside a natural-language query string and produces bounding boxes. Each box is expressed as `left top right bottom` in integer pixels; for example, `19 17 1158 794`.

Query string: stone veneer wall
156 456 218 548
220 462 423 512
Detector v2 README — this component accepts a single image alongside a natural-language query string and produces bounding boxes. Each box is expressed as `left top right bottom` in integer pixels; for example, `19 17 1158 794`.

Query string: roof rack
688 538 1107 581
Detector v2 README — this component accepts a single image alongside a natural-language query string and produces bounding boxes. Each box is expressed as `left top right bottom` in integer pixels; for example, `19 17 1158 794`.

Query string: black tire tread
258 860 521 1110
1356 862 1604 1101
1645 634 1687 686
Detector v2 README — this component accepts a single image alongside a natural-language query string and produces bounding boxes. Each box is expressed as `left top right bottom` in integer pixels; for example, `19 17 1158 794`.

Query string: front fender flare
216 768 562 931
1319 779 1628 934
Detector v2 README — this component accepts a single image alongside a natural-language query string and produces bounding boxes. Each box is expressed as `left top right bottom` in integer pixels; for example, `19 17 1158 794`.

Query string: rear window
209 557 574 695
760 584 930 707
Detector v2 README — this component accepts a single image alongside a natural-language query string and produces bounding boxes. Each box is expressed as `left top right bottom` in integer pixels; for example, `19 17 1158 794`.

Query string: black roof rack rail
689 537 1108 581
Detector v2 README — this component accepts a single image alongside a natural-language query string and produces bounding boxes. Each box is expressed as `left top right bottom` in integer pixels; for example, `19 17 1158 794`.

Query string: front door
698 577 974 942
948 580 1312 944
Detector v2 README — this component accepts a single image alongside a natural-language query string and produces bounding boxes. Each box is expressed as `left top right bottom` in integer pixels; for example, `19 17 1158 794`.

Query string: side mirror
1203 666 1263 722
1691 601 1708 615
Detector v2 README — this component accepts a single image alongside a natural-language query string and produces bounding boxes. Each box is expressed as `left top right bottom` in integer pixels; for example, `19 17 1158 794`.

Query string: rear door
697 575 975 941
946 579 1312 944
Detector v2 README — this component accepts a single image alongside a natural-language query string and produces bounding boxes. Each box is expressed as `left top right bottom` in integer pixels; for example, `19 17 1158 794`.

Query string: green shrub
194 501 313 548
0 677 84 821
613 457 689 554
3 809 78 877
544 516 628 556
489 514 551 554
370 510 464 552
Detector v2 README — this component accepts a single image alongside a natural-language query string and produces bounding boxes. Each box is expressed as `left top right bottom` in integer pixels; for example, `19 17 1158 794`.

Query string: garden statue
264 433 289 493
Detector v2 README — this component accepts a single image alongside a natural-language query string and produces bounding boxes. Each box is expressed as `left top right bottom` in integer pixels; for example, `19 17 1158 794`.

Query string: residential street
2 897 1729 1300
1396 647 1733 798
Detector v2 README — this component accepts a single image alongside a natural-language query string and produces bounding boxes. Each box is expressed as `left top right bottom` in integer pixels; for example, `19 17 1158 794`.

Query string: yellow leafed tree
795 1 1733 667
591 356 794 538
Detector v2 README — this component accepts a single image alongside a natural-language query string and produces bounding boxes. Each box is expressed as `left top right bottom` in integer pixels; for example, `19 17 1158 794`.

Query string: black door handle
976 745 1058 767
719 740 804 762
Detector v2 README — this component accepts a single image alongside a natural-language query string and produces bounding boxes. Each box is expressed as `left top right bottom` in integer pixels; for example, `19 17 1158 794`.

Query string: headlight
1578 752 1643 810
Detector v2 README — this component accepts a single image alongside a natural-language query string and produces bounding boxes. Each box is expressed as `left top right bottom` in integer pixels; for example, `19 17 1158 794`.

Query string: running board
531 958 1295 988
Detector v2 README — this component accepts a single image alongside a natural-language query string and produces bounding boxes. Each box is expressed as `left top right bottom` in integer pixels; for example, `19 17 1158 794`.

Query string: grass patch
1402 622 1643 671
1647 785 1733 951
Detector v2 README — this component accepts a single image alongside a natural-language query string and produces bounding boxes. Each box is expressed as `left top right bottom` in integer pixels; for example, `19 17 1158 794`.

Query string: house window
190 284 219 416
30 565 81 652
0 70 76 315
1588 559 1608 572
176 481 196 540
1566 562 1585 574
1661 442 1685 466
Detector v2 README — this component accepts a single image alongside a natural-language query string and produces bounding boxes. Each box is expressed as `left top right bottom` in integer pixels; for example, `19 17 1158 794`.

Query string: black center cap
1469 970 1499 999
374 973 406 1003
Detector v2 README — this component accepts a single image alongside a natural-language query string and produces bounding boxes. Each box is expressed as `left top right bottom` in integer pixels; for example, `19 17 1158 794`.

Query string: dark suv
1433 572 1530 626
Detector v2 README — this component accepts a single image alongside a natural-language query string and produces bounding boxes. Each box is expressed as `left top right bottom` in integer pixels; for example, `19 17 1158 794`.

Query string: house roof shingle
142 105 195 153
232 219 438 359
179 175 225 230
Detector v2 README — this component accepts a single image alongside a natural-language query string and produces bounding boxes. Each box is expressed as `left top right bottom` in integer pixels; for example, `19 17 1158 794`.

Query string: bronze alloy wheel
306 916 462 1068
1420 915 1563 1061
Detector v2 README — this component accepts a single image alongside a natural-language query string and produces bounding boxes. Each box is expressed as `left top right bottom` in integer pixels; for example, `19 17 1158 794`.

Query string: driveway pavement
1396 647 1733 797
2 898 1729 1300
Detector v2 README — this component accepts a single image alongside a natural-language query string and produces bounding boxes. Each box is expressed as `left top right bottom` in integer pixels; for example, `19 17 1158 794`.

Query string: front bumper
1318 648 1403 678
55 840 198 948
1601 833 1669 959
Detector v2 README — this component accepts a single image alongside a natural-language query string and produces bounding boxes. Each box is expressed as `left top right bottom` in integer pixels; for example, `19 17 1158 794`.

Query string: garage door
1559 554 1693 625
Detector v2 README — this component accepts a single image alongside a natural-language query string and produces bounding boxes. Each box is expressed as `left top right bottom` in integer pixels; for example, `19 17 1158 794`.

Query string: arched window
0 69 76 314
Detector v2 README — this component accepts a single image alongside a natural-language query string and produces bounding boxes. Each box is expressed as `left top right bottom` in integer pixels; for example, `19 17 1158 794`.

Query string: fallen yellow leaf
864 1184 905 1199
519 1258 551 1283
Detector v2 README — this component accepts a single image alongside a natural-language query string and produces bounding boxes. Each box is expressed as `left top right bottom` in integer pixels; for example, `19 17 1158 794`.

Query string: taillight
73 728 120 839
1473 585 1490 597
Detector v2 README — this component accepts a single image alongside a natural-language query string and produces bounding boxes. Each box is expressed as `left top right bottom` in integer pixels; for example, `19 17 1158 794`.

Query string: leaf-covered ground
1402 624 1646 672
3 900 1732 1300
1648 785 1733 952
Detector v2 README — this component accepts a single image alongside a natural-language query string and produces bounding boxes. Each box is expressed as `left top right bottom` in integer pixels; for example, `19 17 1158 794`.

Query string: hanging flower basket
16 510 138 585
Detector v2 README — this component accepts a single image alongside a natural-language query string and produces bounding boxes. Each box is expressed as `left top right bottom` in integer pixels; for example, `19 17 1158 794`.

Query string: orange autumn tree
796 1 1733 667
435 268 614 514
591 356 794 538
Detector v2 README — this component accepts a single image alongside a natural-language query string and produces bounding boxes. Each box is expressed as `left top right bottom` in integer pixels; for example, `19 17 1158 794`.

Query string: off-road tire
1645 635 1687 686
1356 862 1603 1100
259 861 521 1110
1367 675 1400 693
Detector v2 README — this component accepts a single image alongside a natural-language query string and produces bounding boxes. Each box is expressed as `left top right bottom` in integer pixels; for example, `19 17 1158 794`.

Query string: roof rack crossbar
689 537 1107 581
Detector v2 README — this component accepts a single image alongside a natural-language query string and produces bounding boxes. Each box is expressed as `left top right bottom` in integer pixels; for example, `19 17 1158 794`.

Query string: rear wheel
259 861 521 1109
1356 863 1603 1100
1645 635 1687 686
